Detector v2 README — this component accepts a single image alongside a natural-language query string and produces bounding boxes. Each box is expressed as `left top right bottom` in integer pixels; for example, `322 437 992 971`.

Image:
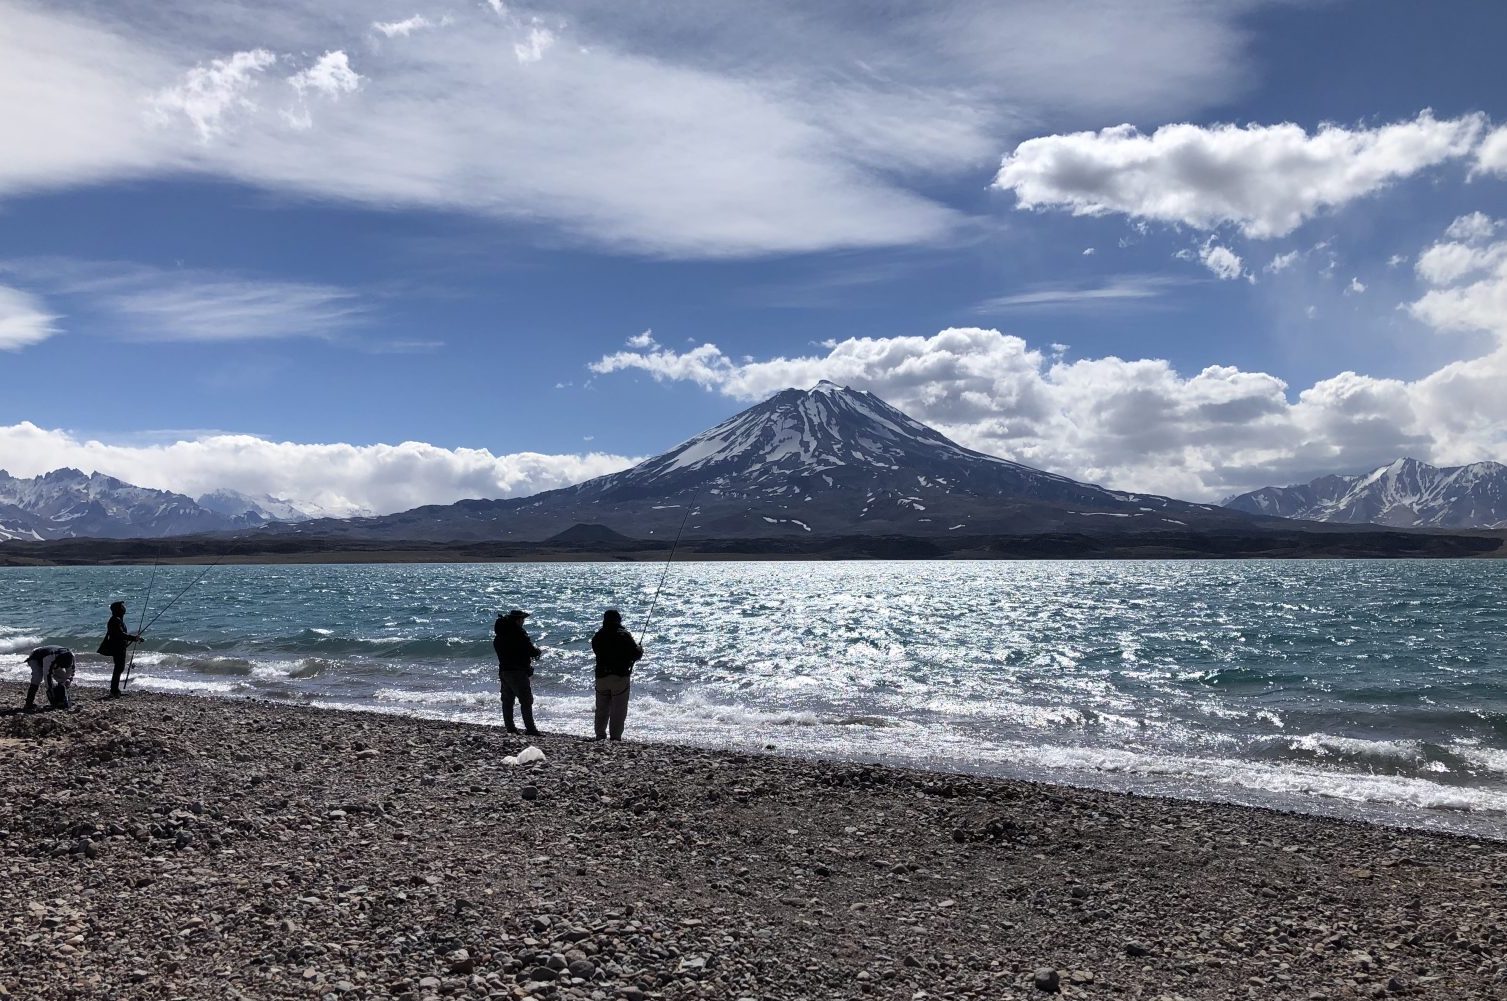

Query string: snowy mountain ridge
0 468 317 541
1224 457 1507 529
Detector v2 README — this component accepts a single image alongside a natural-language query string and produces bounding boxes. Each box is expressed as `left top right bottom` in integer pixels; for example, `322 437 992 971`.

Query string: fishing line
140 558 222 637
123 550 160 691
639 492 699 648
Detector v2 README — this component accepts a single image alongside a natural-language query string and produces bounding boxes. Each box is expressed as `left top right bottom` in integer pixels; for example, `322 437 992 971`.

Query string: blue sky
2 0 1506 513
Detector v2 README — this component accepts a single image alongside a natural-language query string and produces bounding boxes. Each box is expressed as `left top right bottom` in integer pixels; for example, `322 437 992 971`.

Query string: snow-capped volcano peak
568 381 1132 511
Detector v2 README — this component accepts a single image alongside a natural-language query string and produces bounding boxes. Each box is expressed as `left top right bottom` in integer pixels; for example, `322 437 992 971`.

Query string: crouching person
23 646 75 712
591 609 642 741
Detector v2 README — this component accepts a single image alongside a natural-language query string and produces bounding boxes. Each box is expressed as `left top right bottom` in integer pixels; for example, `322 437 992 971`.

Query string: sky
3 0 1507 515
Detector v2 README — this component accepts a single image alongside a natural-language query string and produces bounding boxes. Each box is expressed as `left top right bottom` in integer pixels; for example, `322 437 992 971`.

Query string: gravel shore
2 686 1505 1000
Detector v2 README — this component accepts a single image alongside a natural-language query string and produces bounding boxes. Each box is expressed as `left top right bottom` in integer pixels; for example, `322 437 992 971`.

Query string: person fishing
98 600 143 698
493 609 542 736
590 608 642 741
22 646 75 712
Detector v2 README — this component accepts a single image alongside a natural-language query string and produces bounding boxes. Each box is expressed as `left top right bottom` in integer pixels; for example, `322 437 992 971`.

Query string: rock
356 749 379 760
448 949 474 975
1033 968 1060 993
1125 941 1151 957
567 959 595 979
528 966 558 982
520 786 539 801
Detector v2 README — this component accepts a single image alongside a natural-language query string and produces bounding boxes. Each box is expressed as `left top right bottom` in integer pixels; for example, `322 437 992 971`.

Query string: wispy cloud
0 285 61 351
0 0 1272 259
1 259 365 342
975 275 1191 311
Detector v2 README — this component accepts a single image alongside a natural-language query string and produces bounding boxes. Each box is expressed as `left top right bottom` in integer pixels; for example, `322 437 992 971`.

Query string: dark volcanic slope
280 383 1266 543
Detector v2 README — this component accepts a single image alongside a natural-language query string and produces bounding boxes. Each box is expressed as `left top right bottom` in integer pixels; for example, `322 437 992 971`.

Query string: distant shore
2 525 1503 566
4 686 1506 1000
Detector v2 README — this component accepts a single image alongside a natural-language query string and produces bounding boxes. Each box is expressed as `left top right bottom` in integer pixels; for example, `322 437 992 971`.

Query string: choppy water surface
3 560 1505 836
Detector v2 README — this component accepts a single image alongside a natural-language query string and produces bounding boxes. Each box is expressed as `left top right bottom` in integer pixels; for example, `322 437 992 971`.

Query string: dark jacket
493 617 541 674
591 625 643 679
100 613 137 657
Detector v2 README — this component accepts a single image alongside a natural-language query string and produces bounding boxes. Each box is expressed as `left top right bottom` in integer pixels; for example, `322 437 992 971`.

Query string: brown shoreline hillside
3 688 1505 1000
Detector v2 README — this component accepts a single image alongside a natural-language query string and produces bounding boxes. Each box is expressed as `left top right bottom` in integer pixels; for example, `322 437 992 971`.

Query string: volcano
289 381 1259 543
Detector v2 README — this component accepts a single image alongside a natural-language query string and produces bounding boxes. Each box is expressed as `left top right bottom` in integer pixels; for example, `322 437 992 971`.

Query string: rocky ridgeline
2 689 1506 1000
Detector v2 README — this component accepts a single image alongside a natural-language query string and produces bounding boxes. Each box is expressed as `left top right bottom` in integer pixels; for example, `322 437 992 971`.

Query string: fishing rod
639 492 699 648
139 558 222 637
123 550 160 691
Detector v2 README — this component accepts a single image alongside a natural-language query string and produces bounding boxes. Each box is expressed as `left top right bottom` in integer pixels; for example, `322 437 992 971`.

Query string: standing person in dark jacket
493 609 542 735
99 600 142 698
590 608 642 741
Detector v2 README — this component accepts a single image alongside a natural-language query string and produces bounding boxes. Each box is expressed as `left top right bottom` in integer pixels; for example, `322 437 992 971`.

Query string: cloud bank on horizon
2 0 1507 513
0 422 636 518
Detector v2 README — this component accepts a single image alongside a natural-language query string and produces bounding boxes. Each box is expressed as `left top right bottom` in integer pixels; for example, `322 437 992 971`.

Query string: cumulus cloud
589 326 1507 500
0 285 60 351
1196 242 1245 281
0 423 637 517
994 112 1485 238
1411 217 1507 335
150 48 278 141
1 258 365 342
1346 278 1366 295
288 50 361 99
0 0 1273 258
1475 125 1507 176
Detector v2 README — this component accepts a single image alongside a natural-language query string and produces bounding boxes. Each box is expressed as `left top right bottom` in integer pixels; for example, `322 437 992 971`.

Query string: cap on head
110 600 126 614
603 608 622 625
506 609 530 620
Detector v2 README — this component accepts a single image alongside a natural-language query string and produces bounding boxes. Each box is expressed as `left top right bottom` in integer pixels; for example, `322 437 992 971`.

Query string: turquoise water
3 560 1505 836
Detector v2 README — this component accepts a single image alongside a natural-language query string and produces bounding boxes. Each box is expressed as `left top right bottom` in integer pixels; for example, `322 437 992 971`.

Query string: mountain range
280 381 1261 543
1224 458 1507 530
0 469 314 541
7 390 1506 549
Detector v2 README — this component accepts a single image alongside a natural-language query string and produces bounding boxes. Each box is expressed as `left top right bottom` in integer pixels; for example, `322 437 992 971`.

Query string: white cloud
1415 241 1507 287
1387 253 1407 269
0 285 60 351
994 112 1485 238
0 422 637 517
372 15 434 38
1264 250 1300 274
588 325 1507 501
626 329 657 349
151 49 278 142
1197 242 1244 281
0 0 1274 259
1475 125 1507 176
1305 305 1318 319
2 259 365 342
1444 211 1498 242
976 275 1187 311
288 50 361 99
1346 277 1366 295
514 26 555 63
1081 247 1095 256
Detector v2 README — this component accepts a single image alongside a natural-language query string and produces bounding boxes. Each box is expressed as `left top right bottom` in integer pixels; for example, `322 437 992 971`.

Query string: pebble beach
2 686 1505 1001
